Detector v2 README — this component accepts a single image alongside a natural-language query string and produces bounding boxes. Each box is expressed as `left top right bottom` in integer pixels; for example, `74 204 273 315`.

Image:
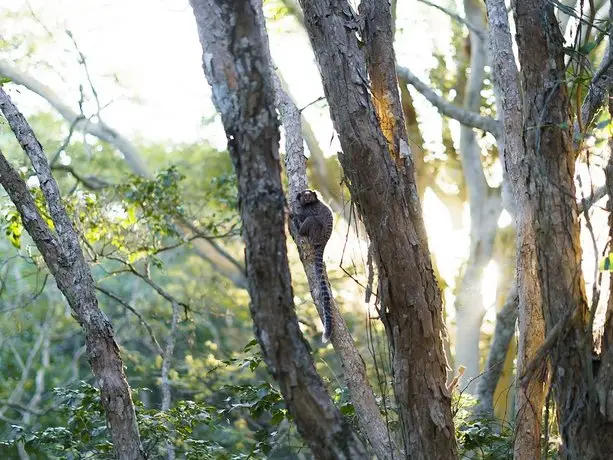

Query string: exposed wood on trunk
0 87 145 460
297 1 457 457
189 1 368 458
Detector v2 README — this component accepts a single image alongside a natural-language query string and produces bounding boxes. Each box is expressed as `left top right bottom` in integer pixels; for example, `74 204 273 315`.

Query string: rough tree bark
0 87 145 460
257 7 398 457
188 1 368 458
498 0 613 456
297 1 457 457
275 75 400 460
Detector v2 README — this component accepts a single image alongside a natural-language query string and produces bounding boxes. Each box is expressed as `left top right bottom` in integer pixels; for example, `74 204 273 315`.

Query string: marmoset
292 189 334 342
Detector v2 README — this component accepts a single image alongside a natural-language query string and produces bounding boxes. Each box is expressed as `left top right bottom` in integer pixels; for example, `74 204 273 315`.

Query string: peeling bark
189 1 368 458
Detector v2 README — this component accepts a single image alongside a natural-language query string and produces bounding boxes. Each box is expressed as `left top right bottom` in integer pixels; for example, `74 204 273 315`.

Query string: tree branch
474 282 518 417
396 65 502 137
416 0 486 39
0 86 146 460
273 61 399 460
0 61 248 289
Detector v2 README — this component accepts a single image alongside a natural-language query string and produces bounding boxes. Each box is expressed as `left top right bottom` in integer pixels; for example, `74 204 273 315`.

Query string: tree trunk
0 88 145 460
189 1 368 458
454 0 503 393
502 0 613 456
297 1 457 457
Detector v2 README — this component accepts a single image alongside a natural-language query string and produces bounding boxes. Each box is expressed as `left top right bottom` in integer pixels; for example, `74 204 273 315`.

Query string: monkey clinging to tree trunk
292 189 334 342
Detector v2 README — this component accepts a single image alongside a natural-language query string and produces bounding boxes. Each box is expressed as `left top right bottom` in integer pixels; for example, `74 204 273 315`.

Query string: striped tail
314 245 333 342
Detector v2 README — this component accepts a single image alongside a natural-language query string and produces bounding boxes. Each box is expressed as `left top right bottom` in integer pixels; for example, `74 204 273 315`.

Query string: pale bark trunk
454 0 503 393
297 1 457 457
0 88 145 460
189 1 368 458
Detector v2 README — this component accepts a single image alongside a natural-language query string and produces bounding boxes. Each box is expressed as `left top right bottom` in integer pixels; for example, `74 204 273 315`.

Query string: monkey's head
296 189 319 206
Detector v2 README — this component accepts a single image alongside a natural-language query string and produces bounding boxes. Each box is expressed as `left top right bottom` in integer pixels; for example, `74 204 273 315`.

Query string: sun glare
422 188 468 285
481 260 499 311
498 209 512 228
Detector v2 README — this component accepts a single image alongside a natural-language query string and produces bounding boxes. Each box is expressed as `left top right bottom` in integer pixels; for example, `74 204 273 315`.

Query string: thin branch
474 282 518 417
576 5 613 146
106 256 191 315
96 286 164 357
161 301 179 460
52 164 111 190
0 62 149 175
578 183 607 212
66 30 103 117
0 63 247 288
0 399 44 416
416 0 486 38
396 65 502 137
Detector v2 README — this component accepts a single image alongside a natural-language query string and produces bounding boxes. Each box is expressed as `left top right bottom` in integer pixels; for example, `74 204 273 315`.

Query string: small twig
49 115 83 168
66 30 103 117
107 256 191 315
299 95 326 113
95 285 164 357
416 0 485 39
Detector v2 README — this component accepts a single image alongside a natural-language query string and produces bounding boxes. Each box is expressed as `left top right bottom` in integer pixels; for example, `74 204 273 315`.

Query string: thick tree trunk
297 1 457 458
0 88 145 460
189 1 368 458
502 0 613 457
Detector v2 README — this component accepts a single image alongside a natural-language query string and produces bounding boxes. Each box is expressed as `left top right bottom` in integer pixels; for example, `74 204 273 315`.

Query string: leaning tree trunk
189 1 368 458
0 88 145 460
297 1 457 458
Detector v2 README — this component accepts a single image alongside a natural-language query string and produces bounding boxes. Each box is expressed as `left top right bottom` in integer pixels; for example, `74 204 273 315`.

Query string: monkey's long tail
314 245 333 343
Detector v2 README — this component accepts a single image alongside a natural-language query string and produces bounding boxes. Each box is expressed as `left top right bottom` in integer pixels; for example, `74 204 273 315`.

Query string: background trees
1 0 613 458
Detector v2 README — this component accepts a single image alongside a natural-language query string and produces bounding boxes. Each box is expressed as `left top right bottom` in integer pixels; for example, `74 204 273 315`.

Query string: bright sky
2 0 454 149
